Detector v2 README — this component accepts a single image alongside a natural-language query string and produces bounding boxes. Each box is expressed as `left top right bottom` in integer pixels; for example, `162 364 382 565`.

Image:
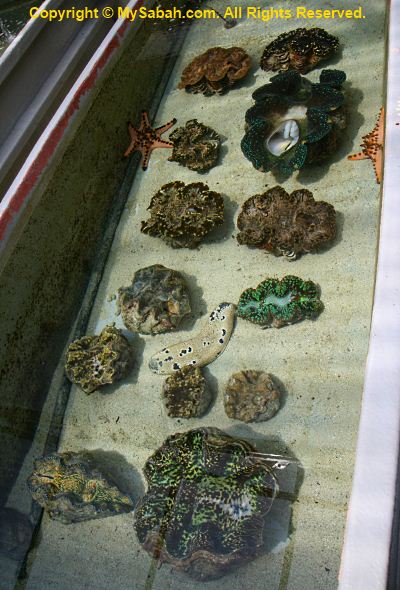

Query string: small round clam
266 120 300 156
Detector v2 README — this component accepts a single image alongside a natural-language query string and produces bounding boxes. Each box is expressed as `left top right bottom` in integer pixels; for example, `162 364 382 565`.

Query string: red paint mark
0 1 144 243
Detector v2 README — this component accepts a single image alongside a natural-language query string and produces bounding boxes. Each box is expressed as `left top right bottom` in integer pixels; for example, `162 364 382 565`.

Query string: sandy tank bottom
23 1 386 588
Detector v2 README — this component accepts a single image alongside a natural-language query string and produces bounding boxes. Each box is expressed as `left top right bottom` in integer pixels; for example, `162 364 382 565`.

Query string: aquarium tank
0 0 395 589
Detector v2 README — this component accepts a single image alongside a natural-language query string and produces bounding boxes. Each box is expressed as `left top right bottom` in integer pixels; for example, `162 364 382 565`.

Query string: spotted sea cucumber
149 303 235 374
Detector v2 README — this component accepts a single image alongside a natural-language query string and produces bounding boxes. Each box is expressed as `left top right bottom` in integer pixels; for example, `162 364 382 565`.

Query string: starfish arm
124 140 138 157
141 111 151 129
127 122 136 137
155 118 177 134
152 139 175 149
141 145 153 171
376 107 385 143
373 151 383 184
124 123 139 157
124 145 134 157
348 152 368 161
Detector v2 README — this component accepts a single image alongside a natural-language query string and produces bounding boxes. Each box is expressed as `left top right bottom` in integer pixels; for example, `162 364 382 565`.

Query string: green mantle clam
241 69 347 176
238 276 322 328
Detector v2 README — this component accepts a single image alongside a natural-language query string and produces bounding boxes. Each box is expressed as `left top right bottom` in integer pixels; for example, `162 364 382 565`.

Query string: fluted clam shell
266 119 300 156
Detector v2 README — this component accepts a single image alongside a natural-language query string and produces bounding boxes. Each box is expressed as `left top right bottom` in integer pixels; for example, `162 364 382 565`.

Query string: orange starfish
124 111 177 171
348 107 385 184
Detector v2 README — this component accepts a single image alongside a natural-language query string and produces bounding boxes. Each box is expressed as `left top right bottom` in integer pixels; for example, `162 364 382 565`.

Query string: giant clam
241 69 347 176
260 27 340 74
162 367 211 418
134 428 279 580
117 264 191 335
141 181 224 248
237 276 322 328
168 119 221 172
65 325 134 394
178 46 251 96
224 370 282 423
27 452 134 524
236 185 336 259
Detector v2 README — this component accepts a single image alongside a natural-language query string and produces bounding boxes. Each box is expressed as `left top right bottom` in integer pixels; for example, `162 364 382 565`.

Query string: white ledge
339 2 400 587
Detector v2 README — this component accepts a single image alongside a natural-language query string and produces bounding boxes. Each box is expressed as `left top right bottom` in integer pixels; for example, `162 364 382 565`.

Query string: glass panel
0 1 36 54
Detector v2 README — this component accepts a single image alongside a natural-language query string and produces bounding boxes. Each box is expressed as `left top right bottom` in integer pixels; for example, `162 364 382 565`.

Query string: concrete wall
0 20 179 507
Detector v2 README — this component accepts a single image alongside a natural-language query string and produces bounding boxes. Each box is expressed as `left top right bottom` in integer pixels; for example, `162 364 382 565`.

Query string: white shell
149 303 236 375
266 119 300 156
279 248 298 261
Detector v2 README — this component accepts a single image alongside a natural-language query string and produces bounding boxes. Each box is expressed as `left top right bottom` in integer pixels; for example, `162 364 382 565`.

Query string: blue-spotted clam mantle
149 302 236 374
134 428 279 581
238 275 322 328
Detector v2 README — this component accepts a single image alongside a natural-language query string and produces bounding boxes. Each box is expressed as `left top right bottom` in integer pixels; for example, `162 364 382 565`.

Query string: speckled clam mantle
149 303 236 374
134 428 279 581
162 367 211 418
65 325 134 393
27 452 134 524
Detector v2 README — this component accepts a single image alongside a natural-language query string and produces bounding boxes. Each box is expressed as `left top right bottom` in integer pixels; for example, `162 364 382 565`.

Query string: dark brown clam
162 367 211 418
168 119 221 172
237 186 336 259
261 27 339 74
